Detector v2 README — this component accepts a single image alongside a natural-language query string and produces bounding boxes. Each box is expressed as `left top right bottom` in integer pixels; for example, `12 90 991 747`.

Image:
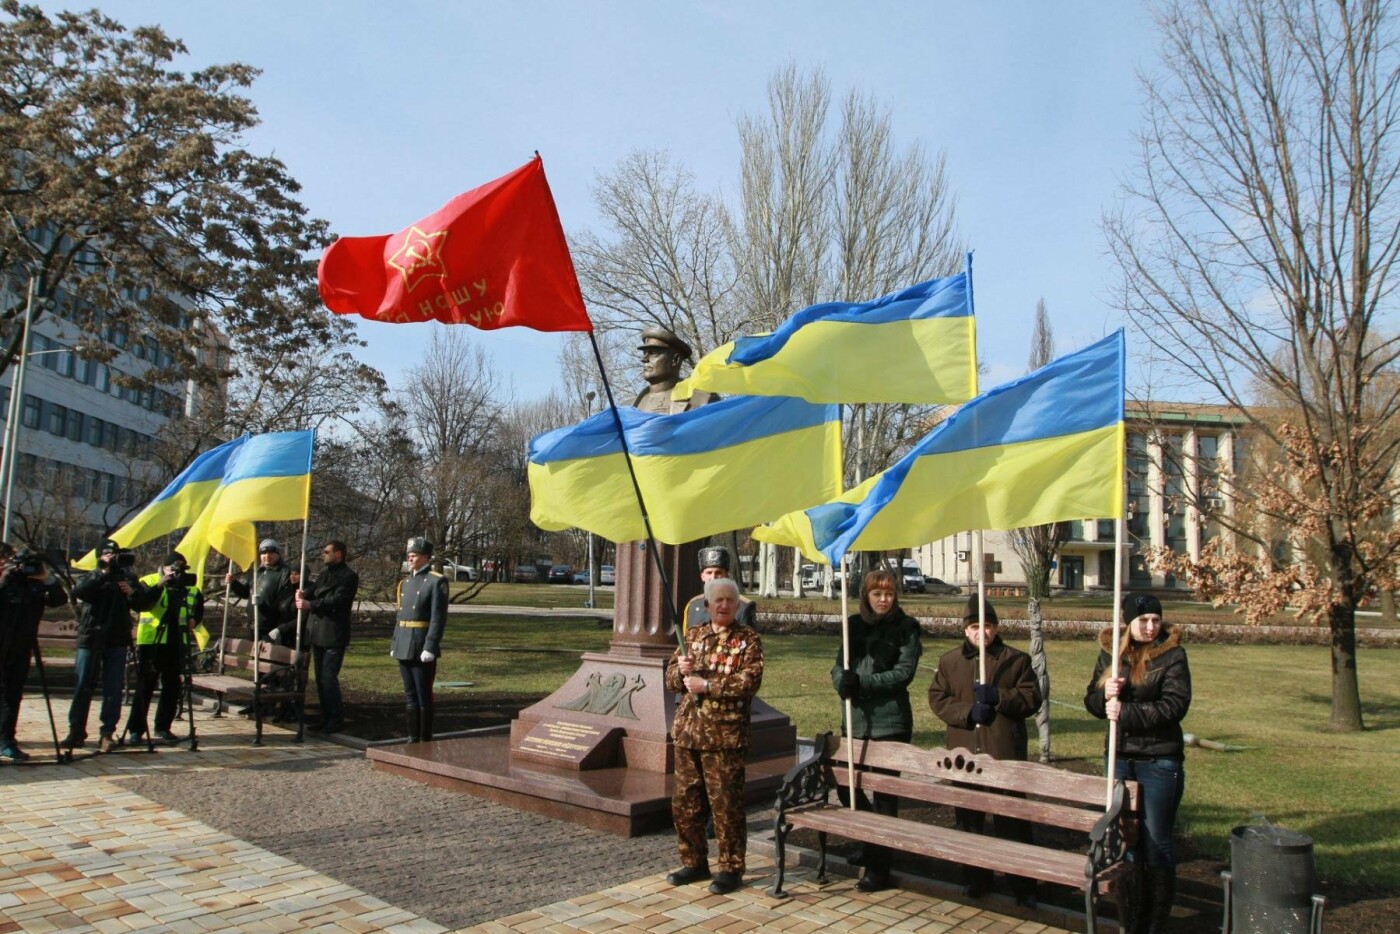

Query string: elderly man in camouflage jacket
664 576 764 896
391 537 448 743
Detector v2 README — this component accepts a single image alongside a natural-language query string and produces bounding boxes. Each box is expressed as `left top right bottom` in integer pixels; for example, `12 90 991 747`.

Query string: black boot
1146 867 1175 934
405 704 421 742
419 706 433 743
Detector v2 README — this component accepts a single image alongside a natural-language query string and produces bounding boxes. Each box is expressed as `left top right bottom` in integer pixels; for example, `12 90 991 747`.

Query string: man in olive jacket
392 537 448 743
295 540 359 734
928 596 1042 905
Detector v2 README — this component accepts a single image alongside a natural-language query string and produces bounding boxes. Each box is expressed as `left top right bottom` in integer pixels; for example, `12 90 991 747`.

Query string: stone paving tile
0 702 1075 934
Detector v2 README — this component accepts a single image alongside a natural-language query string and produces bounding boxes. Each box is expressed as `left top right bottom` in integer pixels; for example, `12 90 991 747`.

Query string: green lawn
342 616 1400 892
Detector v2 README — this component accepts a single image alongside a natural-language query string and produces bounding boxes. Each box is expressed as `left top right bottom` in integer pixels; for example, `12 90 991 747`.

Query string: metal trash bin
1221 824 1326 934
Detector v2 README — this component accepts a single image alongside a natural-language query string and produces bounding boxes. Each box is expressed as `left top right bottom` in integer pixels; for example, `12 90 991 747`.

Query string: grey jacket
390 566 448 661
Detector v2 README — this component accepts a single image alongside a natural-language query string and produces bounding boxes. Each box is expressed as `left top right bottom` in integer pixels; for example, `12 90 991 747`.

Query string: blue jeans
1113 757 1185 869
313 645 345 727
69 645 128 738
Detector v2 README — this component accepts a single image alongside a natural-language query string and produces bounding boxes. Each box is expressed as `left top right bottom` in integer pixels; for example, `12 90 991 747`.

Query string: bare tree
400 329 507 570
572 150 740 358
1006 300 1070 761
1105 0 1400 730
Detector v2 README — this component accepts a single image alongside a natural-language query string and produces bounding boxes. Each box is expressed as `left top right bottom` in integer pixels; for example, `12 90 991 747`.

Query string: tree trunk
1379 589 1396 626
1329 605 1364 731
1028 597 1052 762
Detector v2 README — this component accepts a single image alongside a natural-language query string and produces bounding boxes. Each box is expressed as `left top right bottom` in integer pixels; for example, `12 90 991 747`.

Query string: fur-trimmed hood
1097 624 1182 687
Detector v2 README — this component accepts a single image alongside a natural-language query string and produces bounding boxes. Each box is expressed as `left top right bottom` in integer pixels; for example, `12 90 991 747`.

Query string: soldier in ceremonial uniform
664 576 763 896
391 537 448 743
682 546 757 635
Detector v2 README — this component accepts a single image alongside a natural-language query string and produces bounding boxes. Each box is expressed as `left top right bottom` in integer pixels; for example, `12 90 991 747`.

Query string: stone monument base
367 727 801 837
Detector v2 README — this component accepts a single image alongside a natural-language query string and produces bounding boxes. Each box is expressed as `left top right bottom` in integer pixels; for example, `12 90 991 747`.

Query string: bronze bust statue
632 326 715 414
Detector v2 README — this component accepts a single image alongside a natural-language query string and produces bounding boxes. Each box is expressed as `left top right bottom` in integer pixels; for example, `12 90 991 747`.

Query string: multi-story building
912 403 1249 595
0 279 226 556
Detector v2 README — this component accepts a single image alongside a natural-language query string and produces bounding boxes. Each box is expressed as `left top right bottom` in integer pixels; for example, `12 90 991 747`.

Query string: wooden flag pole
293 512 312 743
218 559 235 675
839 552 857 810
1106 511 1125 809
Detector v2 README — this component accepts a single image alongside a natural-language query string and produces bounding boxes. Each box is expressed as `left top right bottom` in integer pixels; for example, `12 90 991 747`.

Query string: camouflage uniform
664 619 763 875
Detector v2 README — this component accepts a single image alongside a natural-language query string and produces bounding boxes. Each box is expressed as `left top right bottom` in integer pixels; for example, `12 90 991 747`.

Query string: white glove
420 650 435 663
266 628 280 643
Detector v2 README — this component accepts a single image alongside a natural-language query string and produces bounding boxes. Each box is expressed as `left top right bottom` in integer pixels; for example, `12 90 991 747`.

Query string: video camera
164 562 197 588
99 551 136 572
5 549 45 580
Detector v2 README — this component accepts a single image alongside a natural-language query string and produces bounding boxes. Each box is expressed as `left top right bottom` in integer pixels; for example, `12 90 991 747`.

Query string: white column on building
1219 429 1237 550
1147 432 1167 587
1183 428 1201 562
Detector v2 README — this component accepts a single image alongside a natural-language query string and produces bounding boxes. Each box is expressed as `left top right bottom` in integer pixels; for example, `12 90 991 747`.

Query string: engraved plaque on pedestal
514 720 623 770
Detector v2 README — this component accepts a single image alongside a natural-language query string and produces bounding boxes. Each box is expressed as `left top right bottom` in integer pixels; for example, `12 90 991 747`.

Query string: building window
21 395 39 429
86 416 103 447
65 410 83 443
103 422 119 452
45 401 67 436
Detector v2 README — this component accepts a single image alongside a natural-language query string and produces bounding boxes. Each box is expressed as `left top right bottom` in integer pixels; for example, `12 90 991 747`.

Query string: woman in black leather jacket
1085 592 1191 934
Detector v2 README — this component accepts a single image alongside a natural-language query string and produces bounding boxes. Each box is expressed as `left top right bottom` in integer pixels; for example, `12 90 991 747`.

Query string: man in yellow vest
125 551 206 746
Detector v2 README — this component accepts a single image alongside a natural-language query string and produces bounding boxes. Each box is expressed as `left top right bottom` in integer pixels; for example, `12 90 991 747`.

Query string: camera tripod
120 616 200 753
22 640 69 764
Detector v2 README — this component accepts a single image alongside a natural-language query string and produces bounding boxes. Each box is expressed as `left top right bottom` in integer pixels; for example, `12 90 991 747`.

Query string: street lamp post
1 279 39 543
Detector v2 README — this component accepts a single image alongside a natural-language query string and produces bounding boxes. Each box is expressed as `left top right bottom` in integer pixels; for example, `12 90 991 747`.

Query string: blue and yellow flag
72 436 251 570
675 262 977 405
529 396 842 544
755 331 1125 564
177 430 315 578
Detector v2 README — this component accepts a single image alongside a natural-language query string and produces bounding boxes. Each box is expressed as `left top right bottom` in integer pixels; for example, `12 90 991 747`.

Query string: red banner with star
317 156 592 332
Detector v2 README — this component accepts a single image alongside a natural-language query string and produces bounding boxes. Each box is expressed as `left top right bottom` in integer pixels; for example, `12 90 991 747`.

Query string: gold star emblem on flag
388 225 449 292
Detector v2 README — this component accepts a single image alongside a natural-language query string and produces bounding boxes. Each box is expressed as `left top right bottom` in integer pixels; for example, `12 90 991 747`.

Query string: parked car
512 564 540 583
572 569 591 585
599 564 616 585
900 566 925 594
547 564 573 584
438 561 478 582
923 577 961 596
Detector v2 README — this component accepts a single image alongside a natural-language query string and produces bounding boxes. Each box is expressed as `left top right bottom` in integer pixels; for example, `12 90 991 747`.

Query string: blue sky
77 1 1161 399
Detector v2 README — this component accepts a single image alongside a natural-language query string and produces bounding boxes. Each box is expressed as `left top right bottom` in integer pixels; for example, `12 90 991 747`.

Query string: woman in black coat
1085 592 1191 934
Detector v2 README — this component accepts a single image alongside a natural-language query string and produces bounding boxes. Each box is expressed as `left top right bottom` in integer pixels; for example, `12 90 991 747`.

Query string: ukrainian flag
755 331 1125 564
674 261 977 405
177 430 316 577
529 396 842 544
72 436 251 570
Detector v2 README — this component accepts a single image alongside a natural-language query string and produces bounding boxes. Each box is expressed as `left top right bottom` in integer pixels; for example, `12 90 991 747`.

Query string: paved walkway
0 702 1071 934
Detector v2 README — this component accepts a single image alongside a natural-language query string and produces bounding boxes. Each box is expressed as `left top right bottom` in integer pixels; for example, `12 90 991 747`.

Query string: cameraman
125 551 205 746
64 539 138 754
0 543 67 762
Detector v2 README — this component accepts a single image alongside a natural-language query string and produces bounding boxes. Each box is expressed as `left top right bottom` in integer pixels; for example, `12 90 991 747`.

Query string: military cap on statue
637 326 693 362
406 536 434 556
697 546 731 572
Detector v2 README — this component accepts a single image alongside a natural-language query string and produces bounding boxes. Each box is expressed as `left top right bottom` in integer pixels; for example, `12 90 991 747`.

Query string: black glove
969 702 997 726
837 669 861 701
974 683 1000 706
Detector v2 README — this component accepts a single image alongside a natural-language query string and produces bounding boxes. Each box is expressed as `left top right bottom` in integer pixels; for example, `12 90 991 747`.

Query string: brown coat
928 636 1041 759
665 620 763 751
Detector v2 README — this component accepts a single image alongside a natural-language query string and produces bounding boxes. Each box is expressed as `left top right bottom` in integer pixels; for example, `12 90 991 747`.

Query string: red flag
317 156 592 332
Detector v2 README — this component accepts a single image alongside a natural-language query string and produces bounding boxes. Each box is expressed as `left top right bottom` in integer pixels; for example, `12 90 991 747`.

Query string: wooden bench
189 638 308 744
771 734 1140 934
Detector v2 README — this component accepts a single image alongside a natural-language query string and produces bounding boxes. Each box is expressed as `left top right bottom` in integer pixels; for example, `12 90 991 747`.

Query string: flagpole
1106 509 1125 810
218 559 235 675
251 560 262 740
839 552 857 810
975 530 987 682
293 513 311 743
584 332 685 653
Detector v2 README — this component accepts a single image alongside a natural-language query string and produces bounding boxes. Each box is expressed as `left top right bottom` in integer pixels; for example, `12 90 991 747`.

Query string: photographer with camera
0 542 67 762
125 551 206 746
63 538 138 754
